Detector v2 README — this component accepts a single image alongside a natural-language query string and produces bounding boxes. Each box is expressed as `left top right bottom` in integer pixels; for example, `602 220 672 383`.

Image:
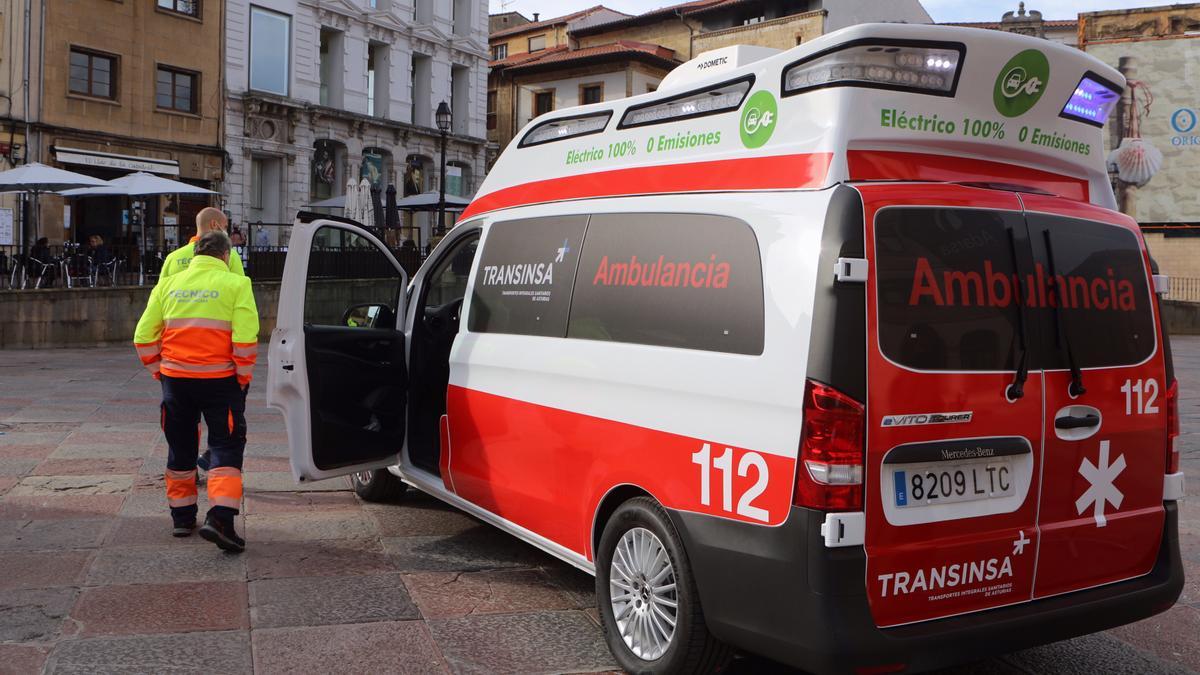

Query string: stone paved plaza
0 343 1197 674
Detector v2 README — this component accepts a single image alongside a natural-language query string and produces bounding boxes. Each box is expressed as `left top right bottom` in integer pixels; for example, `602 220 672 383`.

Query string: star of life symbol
1075 440 1126 528
555 239 569 263
1012 530 1030 556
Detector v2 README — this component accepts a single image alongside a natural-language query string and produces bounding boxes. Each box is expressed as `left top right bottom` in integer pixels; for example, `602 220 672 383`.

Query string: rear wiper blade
1042 229 1086 397
1006 227 1030 401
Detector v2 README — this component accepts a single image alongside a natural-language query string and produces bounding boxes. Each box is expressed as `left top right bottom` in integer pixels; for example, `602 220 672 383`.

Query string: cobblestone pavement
0 343 1196 675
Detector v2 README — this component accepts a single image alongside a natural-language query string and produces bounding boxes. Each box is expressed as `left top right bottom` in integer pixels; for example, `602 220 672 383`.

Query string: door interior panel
305 325 407 471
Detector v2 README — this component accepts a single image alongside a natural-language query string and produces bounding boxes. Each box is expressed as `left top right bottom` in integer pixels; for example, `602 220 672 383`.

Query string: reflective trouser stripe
165 469 198 507
207 466 242 509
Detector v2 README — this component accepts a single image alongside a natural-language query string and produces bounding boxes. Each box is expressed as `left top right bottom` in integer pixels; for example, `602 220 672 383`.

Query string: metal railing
1167 277 1200 304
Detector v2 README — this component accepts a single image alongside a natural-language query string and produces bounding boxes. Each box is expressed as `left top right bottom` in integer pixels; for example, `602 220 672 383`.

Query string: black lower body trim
668 503 1183 674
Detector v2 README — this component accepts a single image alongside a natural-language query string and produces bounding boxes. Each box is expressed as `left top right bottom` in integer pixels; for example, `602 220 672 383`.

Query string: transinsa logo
993 50 1050 118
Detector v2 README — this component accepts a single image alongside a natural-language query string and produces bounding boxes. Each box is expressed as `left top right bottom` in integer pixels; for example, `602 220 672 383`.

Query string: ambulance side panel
443 191 834 560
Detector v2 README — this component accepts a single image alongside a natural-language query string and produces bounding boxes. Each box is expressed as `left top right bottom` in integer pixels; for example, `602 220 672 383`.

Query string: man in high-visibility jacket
159 207 245 281
159 207 245 477
134 230 259 552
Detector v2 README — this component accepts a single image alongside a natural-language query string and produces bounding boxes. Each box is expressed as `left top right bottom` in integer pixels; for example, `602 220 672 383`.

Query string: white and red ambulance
268 22 1185 674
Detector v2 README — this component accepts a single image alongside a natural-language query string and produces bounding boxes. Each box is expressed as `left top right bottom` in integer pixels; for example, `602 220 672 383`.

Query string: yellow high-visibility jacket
134 254 259 384
157 235 245 283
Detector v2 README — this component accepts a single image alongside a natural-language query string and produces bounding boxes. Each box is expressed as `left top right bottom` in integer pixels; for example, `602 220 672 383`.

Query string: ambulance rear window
567 213 764 355
875 208 1024 372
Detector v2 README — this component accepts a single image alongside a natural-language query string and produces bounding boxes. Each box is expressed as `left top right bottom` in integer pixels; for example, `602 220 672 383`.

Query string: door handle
1055 414 1099 430
282 364 294 371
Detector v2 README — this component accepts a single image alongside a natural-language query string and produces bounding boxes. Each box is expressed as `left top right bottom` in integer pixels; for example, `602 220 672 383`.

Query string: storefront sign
54 147 180 175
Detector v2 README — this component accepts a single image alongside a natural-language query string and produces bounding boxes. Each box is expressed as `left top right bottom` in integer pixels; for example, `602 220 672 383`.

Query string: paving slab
252 621 445 675
244 471 346 492
249 573 419 628
0 445 58 460
244 511 378 542
86 545 247 586
0 494 125 520
33 457 145 476
382 528 555 572
246 538 398 580
428 610 616 675
71 581 249 636
0 458 39 476
0 518 111 551
0 643 50 675
402 569 576 619
9 474 134 496
1107 603 1200 673
365 496 482 537
541 560 598 610
103 515 230 548
0 587 78 642
0 550 92 590
44 630 253 675
0 476 17 496
242 491 360 514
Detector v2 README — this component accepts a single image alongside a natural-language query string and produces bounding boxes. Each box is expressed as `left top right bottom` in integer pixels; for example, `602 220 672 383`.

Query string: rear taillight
795 379 865 511
1166 379 1180 474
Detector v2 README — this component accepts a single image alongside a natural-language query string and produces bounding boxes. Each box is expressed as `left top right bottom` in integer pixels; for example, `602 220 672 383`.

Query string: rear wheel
596 496 730 674
348 468 408 502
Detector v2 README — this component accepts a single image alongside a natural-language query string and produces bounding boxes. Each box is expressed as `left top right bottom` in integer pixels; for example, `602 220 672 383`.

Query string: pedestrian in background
133 230 259 552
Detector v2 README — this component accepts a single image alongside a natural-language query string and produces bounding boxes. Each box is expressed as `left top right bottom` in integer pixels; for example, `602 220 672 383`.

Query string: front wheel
596 496 731 674
348 467 408 502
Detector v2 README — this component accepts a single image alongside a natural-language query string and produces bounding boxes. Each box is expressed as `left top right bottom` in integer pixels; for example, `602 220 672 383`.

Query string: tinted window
304 227 402 327
568 214 764 355
875 208 1023 371
468 216 587 337
1028 214 1154 369
425 235 479 308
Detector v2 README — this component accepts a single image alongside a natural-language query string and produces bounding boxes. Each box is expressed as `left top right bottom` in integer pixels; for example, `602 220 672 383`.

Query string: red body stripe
459 153 833 220
847 149 1091 202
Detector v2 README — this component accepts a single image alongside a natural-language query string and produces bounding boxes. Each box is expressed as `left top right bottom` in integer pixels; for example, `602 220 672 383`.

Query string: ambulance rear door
267 216 410 482
860 183 1044 627
1019 193 1167 599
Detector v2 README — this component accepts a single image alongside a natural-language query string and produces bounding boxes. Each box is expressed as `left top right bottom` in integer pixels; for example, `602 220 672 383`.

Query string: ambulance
268 22 1185 674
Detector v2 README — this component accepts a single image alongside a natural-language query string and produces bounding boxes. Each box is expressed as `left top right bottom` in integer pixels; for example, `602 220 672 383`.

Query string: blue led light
1061 75 1120 127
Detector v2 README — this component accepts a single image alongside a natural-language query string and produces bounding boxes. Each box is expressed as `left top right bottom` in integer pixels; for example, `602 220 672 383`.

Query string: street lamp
435 101 452 236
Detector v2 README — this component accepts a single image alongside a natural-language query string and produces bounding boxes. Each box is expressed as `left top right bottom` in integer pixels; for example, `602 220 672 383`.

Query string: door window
304 226 403 328
874 207 1026 371
424 235 479 308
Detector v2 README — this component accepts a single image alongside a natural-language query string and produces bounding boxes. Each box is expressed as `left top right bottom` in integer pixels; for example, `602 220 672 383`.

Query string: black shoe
172 520 196 537
198 516 245 553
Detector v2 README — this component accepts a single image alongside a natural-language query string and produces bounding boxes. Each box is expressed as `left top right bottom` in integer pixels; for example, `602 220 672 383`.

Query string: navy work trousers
160 375 247 525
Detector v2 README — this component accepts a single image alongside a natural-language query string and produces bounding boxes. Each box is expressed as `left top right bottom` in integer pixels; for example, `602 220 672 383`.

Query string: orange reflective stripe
207 467 243 507
161 359 236 373
208 467 241 478
165 470 198 503
135 344 161 358
232 343 258 357
235 364 254 376
164 317 233 331
145 361 162 373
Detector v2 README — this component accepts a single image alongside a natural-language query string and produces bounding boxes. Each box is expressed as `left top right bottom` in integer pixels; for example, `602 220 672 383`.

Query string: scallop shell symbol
1107 137 1163 186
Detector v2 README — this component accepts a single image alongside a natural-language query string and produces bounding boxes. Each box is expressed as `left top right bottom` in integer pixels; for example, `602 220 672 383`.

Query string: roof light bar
782 39 965 98
617 75 753 129
1059 72 1121 128
519 111 612 148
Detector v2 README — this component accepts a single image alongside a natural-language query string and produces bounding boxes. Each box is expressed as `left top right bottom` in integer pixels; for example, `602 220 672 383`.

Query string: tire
347 467 408 502
596 496 731 674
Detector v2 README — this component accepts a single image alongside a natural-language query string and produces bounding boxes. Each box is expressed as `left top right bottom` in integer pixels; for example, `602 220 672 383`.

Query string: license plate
893 459 1015 508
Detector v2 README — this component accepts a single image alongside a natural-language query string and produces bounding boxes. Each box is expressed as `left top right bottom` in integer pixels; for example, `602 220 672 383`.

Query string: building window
411 53 431 126
534 90 554 116
580 83 602 105
414 0 432 24
646 83 658 93
156 66 198 113
452 0 471 36
528 34 546 52
367 43 389 117
319 29 345 108
491 44 507 61
250 6 290 95
451 65 469 134
157 0 200 17
486 90 497 130
69 48 117 100
741 14 764 25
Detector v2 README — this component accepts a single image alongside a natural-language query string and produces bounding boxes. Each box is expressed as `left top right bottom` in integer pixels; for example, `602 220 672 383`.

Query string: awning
53 146 180 176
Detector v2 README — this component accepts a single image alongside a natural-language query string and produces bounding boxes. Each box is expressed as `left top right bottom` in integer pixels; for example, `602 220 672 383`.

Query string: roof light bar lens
1059 73 1121 128
519 112 611 147
783 42 963 97
619 78 751 128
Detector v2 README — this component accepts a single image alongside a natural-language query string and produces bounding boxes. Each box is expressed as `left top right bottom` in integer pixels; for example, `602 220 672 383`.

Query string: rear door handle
282 364 294 371
1055 414 1099 429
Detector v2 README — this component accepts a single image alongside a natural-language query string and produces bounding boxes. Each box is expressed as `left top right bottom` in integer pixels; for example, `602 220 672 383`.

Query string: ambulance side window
467 216 588 337
303 226 403 328
874 208 1023 372
568 213 765 355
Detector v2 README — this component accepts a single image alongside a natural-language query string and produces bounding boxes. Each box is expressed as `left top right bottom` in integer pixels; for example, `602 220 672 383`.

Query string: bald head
196 207 228 233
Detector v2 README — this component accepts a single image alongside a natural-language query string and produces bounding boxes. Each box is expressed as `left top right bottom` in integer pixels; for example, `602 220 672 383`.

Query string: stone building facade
225 0 489 247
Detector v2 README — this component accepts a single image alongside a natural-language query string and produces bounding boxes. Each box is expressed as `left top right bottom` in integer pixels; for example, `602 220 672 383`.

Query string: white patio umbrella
354 178 373 224
343 178 362 224
0 162 107 253
60 172 219 285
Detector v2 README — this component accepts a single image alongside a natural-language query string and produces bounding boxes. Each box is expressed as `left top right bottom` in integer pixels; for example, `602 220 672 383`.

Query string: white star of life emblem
1075 440 1126 528
1012 530 1030 556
